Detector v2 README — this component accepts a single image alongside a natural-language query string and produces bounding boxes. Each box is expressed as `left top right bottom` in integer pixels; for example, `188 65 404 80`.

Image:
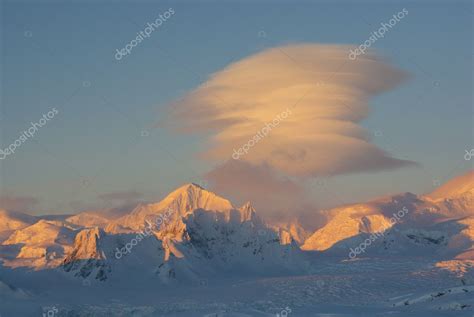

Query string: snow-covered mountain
424 170 473 217
0 209 36 232
1 219 77 269
0 172 472 285
0 214 82 272
106 183 234 233
0 209 36 242
62 227 111 281
301 202 395 251
301 171 474 263
66 212 111 229
269 218 311 246
1 172 473 316
0 183 306 284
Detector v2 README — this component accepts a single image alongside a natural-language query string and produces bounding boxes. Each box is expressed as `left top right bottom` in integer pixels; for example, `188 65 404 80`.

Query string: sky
0 0 472 216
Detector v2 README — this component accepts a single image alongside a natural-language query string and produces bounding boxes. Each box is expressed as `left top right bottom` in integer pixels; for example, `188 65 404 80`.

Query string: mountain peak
107 183 234 232
426 170 473 201
159 183 234 213
0 210 36 233
162 183 211 201
178 182 205 190
64 227 105 262
239 201 255 212
237 201 260 223
190 182 205 189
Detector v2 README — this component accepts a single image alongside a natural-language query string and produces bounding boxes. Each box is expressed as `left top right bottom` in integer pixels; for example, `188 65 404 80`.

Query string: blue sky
0 0 472 214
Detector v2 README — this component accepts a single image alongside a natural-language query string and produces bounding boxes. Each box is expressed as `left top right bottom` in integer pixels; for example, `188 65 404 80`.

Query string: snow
1 257 473 316
66 212 110 228
1 220 76 269
108 183 234 232
0 209 36 234
426 170 473 201
301 204 393 251
0 171 473 316
269 219 310 246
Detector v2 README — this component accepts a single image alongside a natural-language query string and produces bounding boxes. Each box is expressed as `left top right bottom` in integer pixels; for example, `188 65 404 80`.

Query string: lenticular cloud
170 44 416 177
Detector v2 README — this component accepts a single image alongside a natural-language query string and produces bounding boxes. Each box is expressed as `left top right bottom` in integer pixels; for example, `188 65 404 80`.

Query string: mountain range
0 170 472 284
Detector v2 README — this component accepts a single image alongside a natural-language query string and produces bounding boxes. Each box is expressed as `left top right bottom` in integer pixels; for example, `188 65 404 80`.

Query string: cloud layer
206 160 309 217
171 44 415 177
0 195 39 212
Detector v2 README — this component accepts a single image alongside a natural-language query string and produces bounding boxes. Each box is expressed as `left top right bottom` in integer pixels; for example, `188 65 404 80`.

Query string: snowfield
0 172 473 316
1 257 473 316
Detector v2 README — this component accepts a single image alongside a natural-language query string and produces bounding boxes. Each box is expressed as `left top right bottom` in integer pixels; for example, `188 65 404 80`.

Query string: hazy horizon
1 0 472 217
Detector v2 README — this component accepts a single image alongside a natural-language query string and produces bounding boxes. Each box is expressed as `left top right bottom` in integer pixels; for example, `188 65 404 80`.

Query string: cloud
67 191 145 217
206 160 310 217
68 191 143 212
0 195 39 212
170 43 416 177
68 200 139 219
169 44 417 221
